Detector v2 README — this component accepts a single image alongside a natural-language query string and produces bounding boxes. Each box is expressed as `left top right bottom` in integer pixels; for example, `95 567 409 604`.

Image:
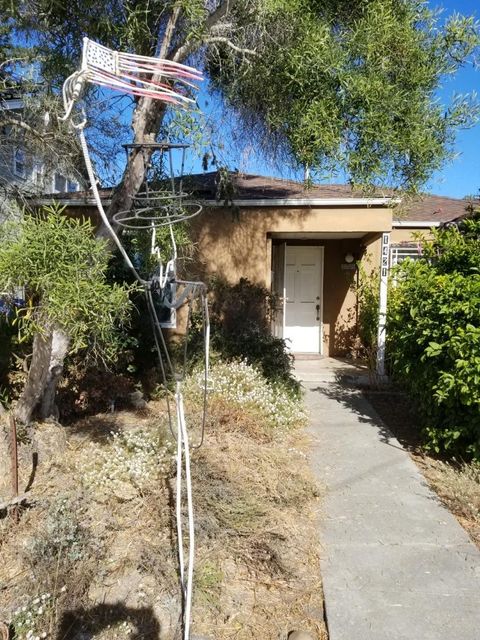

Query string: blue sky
89 1 480 197
425 0 480 197
189 0 480 199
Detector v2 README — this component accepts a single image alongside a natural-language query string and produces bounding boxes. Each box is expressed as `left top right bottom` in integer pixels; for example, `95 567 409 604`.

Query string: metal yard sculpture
61 37 208 640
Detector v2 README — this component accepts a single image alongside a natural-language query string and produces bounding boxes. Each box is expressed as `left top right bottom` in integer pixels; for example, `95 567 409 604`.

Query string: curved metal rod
112 203 203 229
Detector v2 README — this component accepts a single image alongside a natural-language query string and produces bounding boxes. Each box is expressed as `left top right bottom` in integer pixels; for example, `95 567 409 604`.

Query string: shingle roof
393 193 475 223
190 172 476 222
43 171 477 224
186 172 360 200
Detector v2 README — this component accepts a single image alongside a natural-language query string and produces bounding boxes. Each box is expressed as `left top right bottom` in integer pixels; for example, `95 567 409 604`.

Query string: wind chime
60 37 208 640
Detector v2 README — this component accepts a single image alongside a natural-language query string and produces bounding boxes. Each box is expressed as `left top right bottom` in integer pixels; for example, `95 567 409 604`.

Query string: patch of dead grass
416 457 480 547
0 389 326 640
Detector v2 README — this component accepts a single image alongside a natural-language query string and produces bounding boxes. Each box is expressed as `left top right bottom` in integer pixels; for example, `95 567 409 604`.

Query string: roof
187 172 362 200
395 193 475 224
39 171 477 225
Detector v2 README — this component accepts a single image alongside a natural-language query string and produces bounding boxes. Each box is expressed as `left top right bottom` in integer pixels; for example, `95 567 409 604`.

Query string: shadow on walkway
308 380 404 450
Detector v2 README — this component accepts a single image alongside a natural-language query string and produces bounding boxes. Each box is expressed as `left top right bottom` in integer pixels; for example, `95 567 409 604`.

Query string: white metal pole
376 232 390 377
282 242 287 339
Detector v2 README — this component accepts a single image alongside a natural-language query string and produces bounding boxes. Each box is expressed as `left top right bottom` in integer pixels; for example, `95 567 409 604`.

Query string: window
13 147 26 178
53 174 79 193
33 161 44 186
390 244 423 268
53 173 67 193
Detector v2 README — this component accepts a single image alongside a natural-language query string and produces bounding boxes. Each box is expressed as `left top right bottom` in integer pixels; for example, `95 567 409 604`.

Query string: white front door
284 245 323 353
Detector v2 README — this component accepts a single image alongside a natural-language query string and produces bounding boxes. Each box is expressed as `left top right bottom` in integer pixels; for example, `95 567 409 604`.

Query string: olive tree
5 0 480 202
0 205 133 423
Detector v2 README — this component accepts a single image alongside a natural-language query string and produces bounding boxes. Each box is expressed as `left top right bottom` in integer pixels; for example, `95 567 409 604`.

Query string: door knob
316 304 320 321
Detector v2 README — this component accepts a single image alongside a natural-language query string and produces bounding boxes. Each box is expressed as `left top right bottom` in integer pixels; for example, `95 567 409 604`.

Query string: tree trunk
39 328 70 421
14 329 53 425
0 415 9 483
105 103 168 226
106 7 181 224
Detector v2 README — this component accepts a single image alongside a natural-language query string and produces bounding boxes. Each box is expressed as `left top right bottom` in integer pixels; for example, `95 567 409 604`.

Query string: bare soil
0 398 327 640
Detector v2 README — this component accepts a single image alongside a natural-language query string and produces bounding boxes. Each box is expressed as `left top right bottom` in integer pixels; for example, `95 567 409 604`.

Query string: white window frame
33 160 45 186
390 244 422 268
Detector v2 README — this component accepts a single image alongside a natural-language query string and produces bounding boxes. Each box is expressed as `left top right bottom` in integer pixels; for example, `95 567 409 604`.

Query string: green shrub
204 278 300 395
0 205 134 361
387 215 480 459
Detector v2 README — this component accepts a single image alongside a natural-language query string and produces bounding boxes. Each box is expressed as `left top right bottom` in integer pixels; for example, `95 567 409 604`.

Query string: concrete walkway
295 359 480 640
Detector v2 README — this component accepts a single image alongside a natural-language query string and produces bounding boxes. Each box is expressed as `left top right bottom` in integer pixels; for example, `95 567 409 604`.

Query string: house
0 87 82 197
188 174 476 374
37 171 475 374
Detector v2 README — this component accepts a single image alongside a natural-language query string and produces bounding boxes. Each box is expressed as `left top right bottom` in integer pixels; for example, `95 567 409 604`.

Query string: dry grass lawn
0 375 326 640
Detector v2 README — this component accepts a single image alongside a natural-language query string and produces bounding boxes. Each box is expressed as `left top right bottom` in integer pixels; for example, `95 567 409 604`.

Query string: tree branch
171 0 240 62
107 6 181 222
159 4 181 60
0 56 29 70
0 115 45 140
205 37 257 56
205 1 238 31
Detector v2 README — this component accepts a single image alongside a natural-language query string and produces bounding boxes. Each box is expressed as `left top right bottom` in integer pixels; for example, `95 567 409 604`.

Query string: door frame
282 243 324 355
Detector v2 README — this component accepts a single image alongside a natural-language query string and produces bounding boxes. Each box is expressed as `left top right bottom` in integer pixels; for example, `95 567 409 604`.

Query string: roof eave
392 220 441 228
33 196 399 208
205 197 399 207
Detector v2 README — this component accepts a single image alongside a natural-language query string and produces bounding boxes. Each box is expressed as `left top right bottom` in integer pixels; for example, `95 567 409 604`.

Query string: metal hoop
113 201 203 229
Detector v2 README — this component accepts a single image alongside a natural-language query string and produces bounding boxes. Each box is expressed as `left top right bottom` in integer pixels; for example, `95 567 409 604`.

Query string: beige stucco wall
190 205 392 285
391 228 434 244
190 205 392 356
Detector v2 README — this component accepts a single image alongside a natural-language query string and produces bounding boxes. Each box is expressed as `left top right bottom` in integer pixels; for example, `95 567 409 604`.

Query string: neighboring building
0 88 81 197
38 171 476 373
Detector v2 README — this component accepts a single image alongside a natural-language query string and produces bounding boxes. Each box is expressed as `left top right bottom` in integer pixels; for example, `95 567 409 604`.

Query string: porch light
344 252 355 264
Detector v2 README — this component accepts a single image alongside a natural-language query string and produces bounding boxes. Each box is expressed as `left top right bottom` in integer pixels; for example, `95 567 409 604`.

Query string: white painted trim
376 232 390 377
207 197 398 207
393 220 441 228
319 245 324 356
34 196 397 208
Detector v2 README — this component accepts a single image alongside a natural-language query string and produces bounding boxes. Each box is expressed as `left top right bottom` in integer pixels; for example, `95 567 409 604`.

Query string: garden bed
0 362 327 640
